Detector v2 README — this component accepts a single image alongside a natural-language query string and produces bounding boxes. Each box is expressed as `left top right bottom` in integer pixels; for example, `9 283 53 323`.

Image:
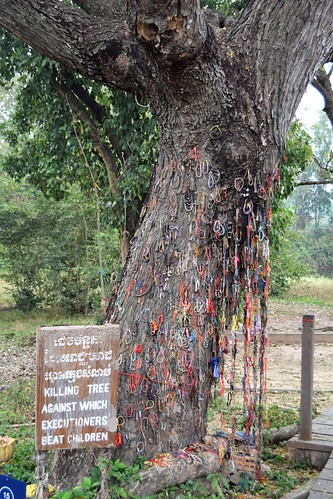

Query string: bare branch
230 0 333 142
52 73 121 197
311 67 333 128
296 180 332 186
312 153 333 174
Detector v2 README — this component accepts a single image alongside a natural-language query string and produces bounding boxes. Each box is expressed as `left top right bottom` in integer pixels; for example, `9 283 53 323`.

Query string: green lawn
0 278 95 347
281 276 333 307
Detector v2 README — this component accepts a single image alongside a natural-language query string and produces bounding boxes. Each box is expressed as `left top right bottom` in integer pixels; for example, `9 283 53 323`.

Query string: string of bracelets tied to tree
106 137 276 479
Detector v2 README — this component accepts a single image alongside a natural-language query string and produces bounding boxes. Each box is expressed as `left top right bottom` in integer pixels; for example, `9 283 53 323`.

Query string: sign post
35 324 120 495
35 451 49 499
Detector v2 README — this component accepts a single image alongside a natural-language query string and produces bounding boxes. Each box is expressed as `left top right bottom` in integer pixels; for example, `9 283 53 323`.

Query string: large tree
1 0 333 487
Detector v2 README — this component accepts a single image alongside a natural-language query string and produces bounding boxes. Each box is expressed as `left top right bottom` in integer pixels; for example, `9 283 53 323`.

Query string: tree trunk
105 52 276 465
264 424 299 445
128 440 227 497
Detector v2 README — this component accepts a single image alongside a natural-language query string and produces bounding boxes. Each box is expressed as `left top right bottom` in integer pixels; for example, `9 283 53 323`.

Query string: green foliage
0 380 35 483
53 472 101 499
279 120 313 200
233 472 263 495
268 121 313 295
0 437 35 484
266 404 299 430
270 120 312 248
0 28 158 237
270 206 311 295
0 171 121 312
206 472 230 496
100 457 141 498
266 469 301 496
149 474 229 498
202 0 246 17
53 458 141 499
298 225 333 278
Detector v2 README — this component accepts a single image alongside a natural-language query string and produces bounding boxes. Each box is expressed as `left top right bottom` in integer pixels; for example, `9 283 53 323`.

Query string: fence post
299 314 315 441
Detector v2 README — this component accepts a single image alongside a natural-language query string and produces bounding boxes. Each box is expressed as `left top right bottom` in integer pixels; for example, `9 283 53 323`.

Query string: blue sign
0 475 26 499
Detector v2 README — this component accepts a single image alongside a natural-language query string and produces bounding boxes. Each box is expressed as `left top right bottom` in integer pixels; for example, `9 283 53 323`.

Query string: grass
0 379 35 426
0 277 15 308
0 307 95 345
280 276 333 307
0 378 36 485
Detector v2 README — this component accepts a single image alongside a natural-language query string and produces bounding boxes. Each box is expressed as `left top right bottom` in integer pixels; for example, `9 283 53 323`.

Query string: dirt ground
265 301 333 411
0 300 332 413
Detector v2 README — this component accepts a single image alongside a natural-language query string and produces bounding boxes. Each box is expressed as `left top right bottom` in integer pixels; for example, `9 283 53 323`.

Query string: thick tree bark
1 0 333 489
264 424 299 445
129 441 226 497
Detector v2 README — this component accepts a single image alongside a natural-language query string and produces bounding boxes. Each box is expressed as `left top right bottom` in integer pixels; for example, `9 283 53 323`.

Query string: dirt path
268 300 333 335
266 301 333 411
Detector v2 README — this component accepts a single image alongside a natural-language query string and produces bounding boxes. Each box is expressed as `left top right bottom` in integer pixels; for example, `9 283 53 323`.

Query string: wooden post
299 314 315 441
35 450 49 498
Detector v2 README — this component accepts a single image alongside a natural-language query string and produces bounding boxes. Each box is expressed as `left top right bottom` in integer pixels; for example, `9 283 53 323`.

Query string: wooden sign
36 325 120 451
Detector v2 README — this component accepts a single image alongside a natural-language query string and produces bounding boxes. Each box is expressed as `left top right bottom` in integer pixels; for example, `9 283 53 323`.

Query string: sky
296 65 333 132
296 84 325 131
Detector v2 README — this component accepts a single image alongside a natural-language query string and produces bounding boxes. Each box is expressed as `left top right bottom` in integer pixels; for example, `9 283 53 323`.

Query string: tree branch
127 0 207 64
311 66 333 128
0 0 145 93
71 0 117 17
52 74 121 197
313 153 333 174
264 424 299 445
62 75 125 161
296 180 332 186
230 0 333 145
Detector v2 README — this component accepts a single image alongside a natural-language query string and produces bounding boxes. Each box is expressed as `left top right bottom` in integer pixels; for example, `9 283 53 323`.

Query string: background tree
0 0 333 488
0 169 121 312
269 121 313 294
288 114 333 277
293 114 332 228
0 29 159 261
